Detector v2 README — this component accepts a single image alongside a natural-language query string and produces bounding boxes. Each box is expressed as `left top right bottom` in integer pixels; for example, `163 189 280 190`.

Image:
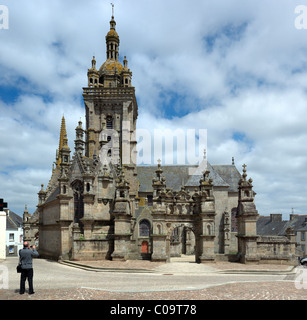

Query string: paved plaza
0 256 306 300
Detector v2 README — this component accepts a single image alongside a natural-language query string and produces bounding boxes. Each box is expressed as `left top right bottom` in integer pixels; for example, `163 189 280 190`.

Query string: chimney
270 214 282 222
290 214 296 221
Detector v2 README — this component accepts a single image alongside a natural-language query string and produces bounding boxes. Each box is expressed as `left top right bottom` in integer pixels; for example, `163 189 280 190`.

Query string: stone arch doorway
152 218 215 263
141 241 149 253
167 223 199 263
138 219 151 259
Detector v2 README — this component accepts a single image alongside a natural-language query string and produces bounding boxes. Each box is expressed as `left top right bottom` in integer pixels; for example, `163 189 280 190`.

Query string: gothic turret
87 56 99 88
98 12 123 88
74 120 84 155
106 14 120 61
59 116 71 167
152 160 166 198
55 116 70 167
236 164 260 263
112 167 132 261
94 11 133 89
38 184 46 205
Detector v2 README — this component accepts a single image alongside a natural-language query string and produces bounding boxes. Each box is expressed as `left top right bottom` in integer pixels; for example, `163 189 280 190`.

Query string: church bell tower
82 9 138 198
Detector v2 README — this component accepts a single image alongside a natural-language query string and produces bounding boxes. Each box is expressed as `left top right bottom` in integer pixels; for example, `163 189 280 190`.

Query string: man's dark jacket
19 248 39 269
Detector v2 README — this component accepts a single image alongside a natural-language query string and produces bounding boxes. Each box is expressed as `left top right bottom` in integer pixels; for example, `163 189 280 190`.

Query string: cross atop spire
111 3 114 18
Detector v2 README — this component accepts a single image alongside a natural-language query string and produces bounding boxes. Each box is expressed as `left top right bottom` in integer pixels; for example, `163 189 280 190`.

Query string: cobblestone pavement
0 281 306 300
0 257 306 300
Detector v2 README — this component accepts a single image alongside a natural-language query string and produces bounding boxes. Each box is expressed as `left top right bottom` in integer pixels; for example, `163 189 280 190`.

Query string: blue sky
1 0 307 219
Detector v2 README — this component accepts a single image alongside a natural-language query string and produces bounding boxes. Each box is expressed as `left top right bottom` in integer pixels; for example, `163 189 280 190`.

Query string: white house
5 209 23 256
0 210 6 260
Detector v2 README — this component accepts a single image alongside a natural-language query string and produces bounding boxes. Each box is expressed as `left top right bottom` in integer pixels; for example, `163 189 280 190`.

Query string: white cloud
0 0 306 219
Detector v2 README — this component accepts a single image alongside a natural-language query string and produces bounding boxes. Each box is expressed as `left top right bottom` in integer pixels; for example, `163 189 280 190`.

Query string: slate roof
137 165 193 193
5 209 23 230
257 214 307 235
137 162 239 193
44 186 60 204
291 215 307 232
211 165 242 192
257 216 288 236
185 162 230 188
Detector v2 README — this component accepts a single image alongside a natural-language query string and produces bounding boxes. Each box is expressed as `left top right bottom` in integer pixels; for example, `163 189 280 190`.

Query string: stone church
23 13 297 265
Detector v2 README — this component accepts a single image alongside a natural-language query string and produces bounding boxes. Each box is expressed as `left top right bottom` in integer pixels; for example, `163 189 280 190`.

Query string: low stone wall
215 253 239 262
71 225 113 260
72 239 113 260
256 235 296 265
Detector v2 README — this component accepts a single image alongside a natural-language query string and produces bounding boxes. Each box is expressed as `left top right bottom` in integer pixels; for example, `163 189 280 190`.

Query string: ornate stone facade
24 13 297 265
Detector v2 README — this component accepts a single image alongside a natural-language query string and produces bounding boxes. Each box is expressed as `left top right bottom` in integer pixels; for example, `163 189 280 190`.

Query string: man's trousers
20 268 34 294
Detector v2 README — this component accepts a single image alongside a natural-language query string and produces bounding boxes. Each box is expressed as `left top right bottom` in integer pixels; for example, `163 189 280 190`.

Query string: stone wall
256 235 296 264
213 189 228 253
213 190 238 254
72 239 113 260
72 225 113 260
38 226 61 260
229 232 238 253
38 200 62 260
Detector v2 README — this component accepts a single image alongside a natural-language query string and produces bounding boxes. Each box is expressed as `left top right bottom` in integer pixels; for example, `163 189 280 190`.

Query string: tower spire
105 3 119 61
109 3 116 31
56 116 68 166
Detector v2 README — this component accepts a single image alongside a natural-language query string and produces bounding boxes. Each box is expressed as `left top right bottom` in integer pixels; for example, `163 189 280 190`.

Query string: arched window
72 180 84 226
139 219 151 237
207 224 211 235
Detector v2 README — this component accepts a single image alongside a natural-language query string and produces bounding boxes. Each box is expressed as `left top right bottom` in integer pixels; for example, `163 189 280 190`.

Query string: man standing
19 242 39 295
